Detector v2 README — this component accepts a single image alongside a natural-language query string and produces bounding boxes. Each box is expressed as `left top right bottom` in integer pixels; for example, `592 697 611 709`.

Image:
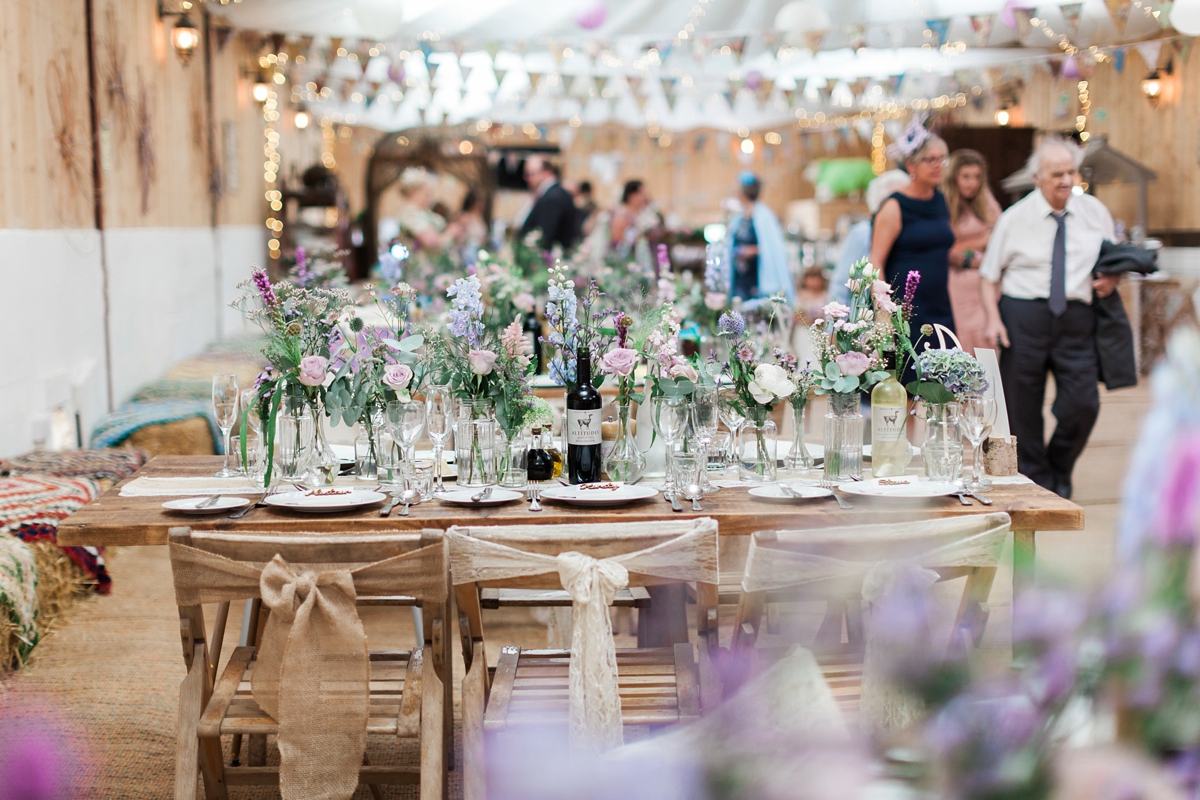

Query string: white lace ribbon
448 519 718 751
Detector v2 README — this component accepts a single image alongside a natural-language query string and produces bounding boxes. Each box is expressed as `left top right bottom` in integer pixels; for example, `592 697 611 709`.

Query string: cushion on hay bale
125 417 216 457
89 399 221 455
0 449 148 484
13 524 110 596
0 475 99 533
0 534 39 668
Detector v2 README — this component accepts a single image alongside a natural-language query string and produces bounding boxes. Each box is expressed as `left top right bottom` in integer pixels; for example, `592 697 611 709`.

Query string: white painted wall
0 225 266 458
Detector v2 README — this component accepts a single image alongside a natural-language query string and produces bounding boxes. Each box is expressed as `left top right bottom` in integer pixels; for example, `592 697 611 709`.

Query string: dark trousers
998 296 1100 491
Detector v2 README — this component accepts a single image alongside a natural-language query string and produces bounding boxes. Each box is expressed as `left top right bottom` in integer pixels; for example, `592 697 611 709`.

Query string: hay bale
0 542 91 672
125 417 217 457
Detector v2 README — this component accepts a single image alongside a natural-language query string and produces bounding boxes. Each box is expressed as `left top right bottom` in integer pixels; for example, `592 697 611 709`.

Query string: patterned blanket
89 400 223 454
1 449 148 484
0 533 38 663
13 524 111 595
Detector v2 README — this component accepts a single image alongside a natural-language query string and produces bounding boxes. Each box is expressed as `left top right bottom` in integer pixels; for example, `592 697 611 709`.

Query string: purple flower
1154 435 1200 546
252 268 278 307
294 247 306 269
902 270 921 317
718 311 746 338
656 243 670 271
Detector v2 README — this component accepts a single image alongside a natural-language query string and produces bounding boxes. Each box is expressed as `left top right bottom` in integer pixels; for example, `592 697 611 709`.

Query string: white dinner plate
836 475 958 499
748 484 833 502
539 483 659 507
264 489 387 512
437 488 524 506
162 496 252 515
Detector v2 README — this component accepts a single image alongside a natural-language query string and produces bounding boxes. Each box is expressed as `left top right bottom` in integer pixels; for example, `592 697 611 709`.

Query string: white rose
748 363 795 404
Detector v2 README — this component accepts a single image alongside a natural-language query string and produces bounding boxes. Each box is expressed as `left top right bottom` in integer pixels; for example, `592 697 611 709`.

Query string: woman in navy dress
869 129 956 357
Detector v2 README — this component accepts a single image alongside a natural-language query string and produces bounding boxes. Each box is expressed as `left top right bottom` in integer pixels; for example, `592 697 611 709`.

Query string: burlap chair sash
169 540 445 800
447 518 718 752
739 513 1011 733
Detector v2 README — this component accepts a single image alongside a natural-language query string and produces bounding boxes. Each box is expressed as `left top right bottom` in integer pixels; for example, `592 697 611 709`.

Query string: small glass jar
738 409 778 483
922 401 963 482
498 429 528 489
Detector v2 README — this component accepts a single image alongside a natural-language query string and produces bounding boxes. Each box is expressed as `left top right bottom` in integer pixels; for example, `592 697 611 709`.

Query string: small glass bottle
527 427 555 483
870 354 909 478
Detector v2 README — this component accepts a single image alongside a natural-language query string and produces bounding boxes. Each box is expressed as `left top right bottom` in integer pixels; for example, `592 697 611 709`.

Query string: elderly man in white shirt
979 138 1119 499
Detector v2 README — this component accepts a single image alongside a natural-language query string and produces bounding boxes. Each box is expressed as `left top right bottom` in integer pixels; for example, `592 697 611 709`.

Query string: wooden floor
0 381 1150 797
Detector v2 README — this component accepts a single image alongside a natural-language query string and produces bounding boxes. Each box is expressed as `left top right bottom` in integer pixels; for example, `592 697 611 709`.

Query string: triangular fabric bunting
1177 37 1193 65
1013 8 1037 39
970 14 996 46
926 18 950 47
1059 3 1084 36
844 23 867 51
1103 0 1133 27
804 29 826 53
1135 39 1163 70
1156 1 1174 28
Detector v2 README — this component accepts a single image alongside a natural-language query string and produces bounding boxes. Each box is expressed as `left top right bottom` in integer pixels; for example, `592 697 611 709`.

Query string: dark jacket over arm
520 183 581 251
1092 240 1158 390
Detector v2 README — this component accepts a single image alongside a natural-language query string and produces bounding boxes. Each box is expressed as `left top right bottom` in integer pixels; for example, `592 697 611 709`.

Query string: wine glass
691 386 721 494
718 392 746 469
425 385 452 495
960 395 997 493
652 395 688 498
212 374 240 478
672 451 704 510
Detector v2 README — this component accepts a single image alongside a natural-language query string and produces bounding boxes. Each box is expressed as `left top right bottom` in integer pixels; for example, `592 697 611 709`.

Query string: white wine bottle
870 360 909 478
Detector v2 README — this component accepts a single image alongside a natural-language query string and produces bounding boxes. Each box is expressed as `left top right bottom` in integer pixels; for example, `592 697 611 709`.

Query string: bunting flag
1013 8 1037 39
1059 3 1084 36
1113 46 1126 73
1177 36 1193 65
1135 39 1163 70
1157 1 1174 28
804 29 826 53
843 23 867 50
970 14 996 46
926 18 950 47
1103 0 1133 28
886 21 908 47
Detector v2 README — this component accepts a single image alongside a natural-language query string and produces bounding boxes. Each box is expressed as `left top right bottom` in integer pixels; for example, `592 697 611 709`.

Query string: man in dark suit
519 156 581 251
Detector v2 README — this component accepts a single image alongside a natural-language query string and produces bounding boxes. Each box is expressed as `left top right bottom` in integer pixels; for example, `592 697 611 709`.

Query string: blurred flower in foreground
0 698 90 800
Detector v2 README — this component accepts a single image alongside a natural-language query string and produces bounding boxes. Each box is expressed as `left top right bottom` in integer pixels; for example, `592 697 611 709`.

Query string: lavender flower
447 274 485 346
902 270 921 319
718 310 746 338
251 268 279 307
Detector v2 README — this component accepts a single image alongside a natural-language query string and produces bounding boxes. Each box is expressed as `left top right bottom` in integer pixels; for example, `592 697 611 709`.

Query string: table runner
169 537 445 800
448 518 718 752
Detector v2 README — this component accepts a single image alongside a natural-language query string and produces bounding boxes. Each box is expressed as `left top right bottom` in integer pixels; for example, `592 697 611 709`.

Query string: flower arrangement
287 246 348 290
810 258 900 396
718 311 795 418
542 263 614 390
638 302 697 400
774 349 819 409
909 346 989 403
597 312 640 407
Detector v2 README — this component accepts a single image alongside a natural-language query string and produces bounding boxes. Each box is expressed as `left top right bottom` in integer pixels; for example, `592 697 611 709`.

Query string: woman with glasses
869 118 956 365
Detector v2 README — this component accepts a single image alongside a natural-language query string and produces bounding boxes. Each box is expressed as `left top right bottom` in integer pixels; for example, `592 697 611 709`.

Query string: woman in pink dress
943 150 1002 354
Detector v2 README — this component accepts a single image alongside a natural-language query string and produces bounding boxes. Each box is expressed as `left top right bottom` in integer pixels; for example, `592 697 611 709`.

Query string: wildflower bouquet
636 302 697 401
542 263 614 390
475 253 537 332
596 312 641 407
717 310 796 422
232 267 355 483
287 245 348 290
810 258 897 396
909 347 989 403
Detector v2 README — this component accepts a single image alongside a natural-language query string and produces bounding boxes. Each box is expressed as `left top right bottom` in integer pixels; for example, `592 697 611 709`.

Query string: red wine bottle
566 348 602 484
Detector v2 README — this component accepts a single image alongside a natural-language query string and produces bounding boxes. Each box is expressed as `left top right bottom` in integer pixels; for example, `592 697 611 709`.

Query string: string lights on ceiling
257 56 284 260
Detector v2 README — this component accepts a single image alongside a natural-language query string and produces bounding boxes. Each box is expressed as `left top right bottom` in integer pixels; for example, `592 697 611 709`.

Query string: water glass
709 431 730 472
652 396 689 496
244 433 267 489
691 387 721 494
671 452 703 501
425 385 452 495
212 374 240 477
408 459 435 501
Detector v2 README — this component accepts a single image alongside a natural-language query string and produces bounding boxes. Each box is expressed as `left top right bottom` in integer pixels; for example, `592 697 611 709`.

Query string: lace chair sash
448 518 718 752
169 541 444 800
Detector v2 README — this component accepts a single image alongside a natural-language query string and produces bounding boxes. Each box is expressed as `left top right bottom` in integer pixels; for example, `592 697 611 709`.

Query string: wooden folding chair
168 526 450 800
450 518 720 800
730 512 1011 722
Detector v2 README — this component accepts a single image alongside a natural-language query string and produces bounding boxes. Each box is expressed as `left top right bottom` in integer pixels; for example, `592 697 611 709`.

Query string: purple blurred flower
718 311 746 338
1155 435 1200 546
902 270 921 318
1012 587 1088 646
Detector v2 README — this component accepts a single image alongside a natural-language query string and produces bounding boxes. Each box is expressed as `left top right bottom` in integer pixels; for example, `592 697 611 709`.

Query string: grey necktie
1049 212 1068 317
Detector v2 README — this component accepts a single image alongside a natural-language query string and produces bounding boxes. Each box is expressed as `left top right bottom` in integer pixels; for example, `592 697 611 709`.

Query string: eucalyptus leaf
825 362 840 381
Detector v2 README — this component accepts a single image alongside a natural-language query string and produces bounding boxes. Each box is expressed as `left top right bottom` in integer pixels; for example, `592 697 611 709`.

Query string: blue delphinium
446 274 485 346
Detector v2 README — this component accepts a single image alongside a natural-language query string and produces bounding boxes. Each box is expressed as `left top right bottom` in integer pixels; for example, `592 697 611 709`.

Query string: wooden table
60 456 1083 609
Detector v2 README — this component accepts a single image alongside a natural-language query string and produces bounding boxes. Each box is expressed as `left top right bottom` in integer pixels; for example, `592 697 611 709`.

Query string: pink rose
297 355 328 387
669 361 699 382
871 280 898 314
835 351 871 377
513 292 536 313
382 363 413 390
823 301 850 320
468 349 498 375
704 292 727 311
599 347 639 377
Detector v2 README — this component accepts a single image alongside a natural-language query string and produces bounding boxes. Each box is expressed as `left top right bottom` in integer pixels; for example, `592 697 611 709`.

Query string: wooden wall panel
211 32 270 227
0 0 93 230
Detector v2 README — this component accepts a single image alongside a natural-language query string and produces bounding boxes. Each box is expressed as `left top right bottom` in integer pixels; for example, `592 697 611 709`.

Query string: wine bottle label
873 406 906 443
566 409 602 445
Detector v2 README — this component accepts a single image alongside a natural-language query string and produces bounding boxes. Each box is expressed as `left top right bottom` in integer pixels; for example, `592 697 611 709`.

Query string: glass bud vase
277 393 315 482
497 429 528 489
738 408 778 483
603 400 646 483
456 399 498 488
823 391 863 485
784 400 814 471
310 401 340 485
922 401 963 482
355 409 385 481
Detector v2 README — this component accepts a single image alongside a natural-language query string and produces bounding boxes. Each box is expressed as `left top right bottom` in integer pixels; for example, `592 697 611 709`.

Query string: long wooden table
60 456 1083 609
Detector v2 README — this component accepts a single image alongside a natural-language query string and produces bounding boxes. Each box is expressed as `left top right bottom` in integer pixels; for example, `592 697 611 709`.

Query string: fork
526 485 542 512
830 491 854 510
197 494 223 509
229 491 268 519
471 486 494 503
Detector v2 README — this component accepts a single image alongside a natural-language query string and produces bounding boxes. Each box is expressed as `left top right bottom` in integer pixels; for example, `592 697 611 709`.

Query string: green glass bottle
870 357 909 478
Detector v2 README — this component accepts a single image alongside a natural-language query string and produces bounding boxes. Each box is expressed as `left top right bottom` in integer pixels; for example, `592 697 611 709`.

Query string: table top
56 456 1085 547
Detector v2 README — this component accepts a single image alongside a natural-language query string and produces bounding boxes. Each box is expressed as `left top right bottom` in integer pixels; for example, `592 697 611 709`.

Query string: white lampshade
1171 0 1200 35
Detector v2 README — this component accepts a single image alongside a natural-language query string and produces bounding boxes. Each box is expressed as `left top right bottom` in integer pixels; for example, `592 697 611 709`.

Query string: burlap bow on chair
170 541 445 800
448 519 718 752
